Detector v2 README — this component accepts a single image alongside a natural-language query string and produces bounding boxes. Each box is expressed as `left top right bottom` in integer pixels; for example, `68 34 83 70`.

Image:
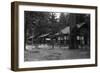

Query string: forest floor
24 44 90 61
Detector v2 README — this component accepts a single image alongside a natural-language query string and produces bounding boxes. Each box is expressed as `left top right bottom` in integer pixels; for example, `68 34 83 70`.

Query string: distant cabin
37 26 70 46
27 26 70 46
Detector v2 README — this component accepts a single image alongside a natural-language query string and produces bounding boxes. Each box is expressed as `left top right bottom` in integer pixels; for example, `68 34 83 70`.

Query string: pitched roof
60 26 70 34
28 26 70 39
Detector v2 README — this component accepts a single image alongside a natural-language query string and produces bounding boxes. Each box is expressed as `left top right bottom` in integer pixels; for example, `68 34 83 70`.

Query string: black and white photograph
24 11 90 61
11 2 97 71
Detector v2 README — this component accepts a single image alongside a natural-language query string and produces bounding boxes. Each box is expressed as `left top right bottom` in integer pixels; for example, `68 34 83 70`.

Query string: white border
18 5 96 68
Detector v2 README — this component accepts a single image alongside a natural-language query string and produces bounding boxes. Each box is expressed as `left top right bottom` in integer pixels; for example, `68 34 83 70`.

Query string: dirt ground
24 45 90 61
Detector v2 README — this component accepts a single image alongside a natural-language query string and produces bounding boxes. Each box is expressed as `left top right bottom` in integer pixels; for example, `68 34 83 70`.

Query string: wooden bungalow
36 26 70 46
